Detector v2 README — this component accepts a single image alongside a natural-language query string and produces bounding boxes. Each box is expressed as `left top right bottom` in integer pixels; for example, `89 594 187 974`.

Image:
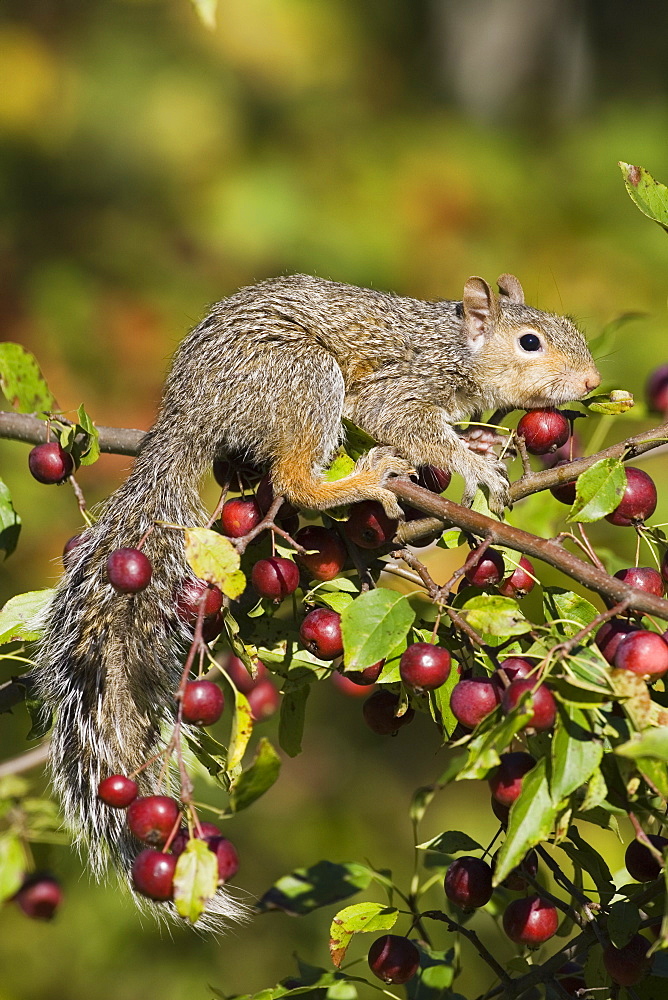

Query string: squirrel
33 272 600 926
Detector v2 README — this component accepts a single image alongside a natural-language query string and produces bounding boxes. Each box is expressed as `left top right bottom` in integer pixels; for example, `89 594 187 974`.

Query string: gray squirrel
33 272 600 926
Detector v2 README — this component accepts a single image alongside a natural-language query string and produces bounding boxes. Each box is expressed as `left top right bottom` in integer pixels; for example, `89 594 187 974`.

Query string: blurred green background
1 2 668 998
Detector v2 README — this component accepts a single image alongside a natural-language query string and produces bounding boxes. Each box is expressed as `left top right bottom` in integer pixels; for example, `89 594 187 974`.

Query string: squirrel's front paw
462 455 510 515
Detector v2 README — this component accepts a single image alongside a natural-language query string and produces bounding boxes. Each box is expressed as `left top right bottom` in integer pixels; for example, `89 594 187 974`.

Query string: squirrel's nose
584 371 601 393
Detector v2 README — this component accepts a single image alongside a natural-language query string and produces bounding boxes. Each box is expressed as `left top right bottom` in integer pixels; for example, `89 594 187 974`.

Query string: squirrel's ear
496 273 525 303
462 277 499 350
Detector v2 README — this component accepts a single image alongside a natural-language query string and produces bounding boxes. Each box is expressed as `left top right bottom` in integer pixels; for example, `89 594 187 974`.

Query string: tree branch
0 410 143 456
390 479 668 621
4 409 668 618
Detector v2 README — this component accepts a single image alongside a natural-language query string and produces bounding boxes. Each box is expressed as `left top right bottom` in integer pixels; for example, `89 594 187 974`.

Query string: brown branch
421 909 512 986
390 479 668 621
0 410 144 456
5 409 668 618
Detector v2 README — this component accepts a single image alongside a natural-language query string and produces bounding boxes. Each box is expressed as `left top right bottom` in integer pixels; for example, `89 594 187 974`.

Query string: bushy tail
33 429 247 927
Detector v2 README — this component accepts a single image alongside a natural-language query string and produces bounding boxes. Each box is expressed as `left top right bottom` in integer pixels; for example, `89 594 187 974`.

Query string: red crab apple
465 548 505 587
126 795 180 847
363 690 414 735
502 894 559 945
444 856 493 909
294 525 347 581
28 442 74 484
605 467 657 526
501 679 557 732
367 935 420 985
399 643 451 692
299 608 343 660
602 934 651 987
14 875 63 920
625 834 668 882
345 500 397 549
131 849 177 901
615 630 668 678
488 752 536 808
450 677 500 730
98 774 139 808
107 548 152 594
517 409 570 455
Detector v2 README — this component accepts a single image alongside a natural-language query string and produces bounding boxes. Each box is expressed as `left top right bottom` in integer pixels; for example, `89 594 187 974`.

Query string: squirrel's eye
519 333 541 352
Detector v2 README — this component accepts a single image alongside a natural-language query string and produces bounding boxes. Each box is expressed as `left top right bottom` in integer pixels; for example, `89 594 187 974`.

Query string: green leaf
227 688 253 772
549 706 603 804
256 860 372 916
492 759 556 885
585 390 635 415
542 588 599 637
230 738 281 812
0 478 21 559
189 0 218 28
340 589 416 670
405 943 456 1000
324 450 356 482
429 663 461 739
279 684 309 758
616 729 668 762
417 831 483 854
185 729 227 779
0 589 54 644
184 528 245 599
566 457 627 523
607 899 641 949
173 836 218 923
557 827 615 900
410 786 436 827
329 902 398 967
73 403 100 466
0 832 27 902
459 595 530 637
342 418 377 458
0 343 56 413
620 162 668 232
455 701 533 781
437 529 464 550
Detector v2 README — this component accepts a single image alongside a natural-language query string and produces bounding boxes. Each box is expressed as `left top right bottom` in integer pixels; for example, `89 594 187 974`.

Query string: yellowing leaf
329 902 399 967
173 837 218 923
184 528 244 599
227 688 253 773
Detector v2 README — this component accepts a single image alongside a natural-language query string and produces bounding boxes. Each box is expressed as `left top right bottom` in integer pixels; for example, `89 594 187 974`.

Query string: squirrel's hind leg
262 350 412 518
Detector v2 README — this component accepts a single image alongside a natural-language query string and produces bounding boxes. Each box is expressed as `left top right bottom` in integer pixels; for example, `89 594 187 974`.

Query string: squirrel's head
462 274 601 411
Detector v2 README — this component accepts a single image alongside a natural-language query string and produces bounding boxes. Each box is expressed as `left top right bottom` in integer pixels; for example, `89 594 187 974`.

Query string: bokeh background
1 2 668 998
